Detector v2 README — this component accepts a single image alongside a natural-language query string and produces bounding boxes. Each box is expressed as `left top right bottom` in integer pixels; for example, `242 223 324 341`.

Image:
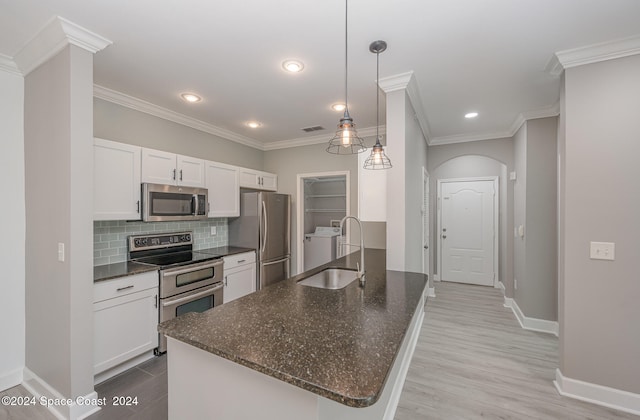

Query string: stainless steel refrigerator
228 192 291 290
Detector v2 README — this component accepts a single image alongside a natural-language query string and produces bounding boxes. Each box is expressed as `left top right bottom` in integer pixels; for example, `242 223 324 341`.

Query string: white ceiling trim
378 71 432 145
94 85 265 150
0 53 20 75
14 16 112 76
430 102 560 146
553 34 640 71
263 126 385 151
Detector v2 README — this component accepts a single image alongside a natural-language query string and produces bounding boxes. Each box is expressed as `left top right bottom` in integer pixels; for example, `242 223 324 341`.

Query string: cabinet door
177 154 206 188
94 287 158 375
141 148 178 184
260 172 278 191
205 161 239 217
239 168 260 189
223 264 257 303
94 139 142 220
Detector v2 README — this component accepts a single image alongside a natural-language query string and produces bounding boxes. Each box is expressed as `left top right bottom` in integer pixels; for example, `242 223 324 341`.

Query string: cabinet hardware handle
237 259 246 263
117 285 134 292
136 200 140 213
154 295 158 308
224 276 228 287
180 169 183 181
173 169 176 180
442 235 447 239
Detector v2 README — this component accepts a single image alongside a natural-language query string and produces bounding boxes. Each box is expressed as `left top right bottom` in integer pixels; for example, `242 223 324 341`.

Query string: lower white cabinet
223 251 257 303
93 271 159 384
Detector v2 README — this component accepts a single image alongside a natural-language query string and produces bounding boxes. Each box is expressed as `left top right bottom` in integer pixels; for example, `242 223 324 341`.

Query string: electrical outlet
590 241 615 260
514 278 518 290
210 226 217 236
57 242 65 262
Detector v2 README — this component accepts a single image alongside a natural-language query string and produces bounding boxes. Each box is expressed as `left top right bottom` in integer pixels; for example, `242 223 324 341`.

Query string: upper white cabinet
205 161 240 217
94 138 142 220
142 148 206 188
239 168 278 191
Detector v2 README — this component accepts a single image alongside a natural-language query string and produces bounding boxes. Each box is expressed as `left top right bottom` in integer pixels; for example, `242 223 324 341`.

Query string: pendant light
363 40 392 170
326 0 366 155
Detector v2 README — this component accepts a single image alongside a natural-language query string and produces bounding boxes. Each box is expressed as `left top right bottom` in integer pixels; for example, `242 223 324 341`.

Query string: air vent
301 125 325 133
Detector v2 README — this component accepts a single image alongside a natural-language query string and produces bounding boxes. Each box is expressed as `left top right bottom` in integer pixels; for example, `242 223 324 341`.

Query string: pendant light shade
364 40 392 170
327 0 366 155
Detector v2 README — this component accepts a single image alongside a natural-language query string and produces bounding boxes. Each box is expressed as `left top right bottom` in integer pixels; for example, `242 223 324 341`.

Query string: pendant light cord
344 0 349 113
375 49 380 144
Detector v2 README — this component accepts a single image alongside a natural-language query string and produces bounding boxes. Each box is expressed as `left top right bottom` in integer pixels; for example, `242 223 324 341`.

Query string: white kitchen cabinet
94 138 142 220
239 168 278 191
93 271 159 384
223 251 257 303
141 147 206 188
205 160 240 217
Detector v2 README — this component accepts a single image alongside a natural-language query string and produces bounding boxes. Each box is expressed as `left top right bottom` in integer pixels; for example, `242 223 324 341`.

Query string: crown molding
263 126 384 151
430 102 560 146
94 85 265 150
552 34 640 72
544 54 564 77
14 16 111 76
0 54 20 76
379 71 432 145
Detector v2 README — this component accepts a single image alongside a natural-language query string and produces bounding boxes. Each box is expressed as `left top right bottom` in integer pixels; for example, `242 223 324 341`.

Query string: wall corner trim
554 369 640 416
505 298 559 336
0 53 21 76
14 15 112 76
22 367 101 419
553 34 640 71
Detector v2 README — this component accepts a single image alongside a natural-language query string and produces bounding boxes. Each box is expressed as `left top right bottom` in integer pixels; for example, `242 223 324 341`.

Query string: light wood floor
395 281 638 420
2 281 637 419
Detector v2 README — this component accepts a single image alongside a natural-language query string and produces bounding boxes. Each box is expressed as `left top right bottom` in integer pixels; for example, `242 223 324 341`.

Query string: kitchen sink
298 268 359 290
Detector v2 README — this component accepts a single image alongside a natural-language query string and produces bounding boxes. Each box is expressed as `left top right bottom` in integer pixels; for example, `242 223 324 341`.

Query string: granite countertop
158 249 427 408
94 246 255 282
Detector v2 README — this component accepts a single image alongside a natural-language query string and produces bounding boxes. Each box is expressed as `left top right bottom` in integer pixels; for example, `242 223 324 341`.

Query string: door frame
422 167 430 277
295 171 350 275
436 176 499 287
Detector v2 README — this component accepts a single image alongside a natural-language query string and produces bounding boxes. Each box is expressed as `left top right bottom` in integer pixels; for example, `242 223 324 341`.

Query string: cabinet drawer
94 271 159 303
223 251 256 270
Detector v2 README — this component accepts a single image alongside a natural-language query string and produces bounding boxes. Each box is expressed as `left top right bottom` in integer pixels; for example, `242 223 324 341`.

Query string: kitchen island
158 249 427 420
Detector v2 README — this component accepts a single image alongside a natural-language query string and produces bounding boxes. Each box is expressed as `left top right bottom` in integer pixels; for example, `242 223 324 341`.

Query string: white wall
0 68 25 391
560 54 640 394
24 45 95 410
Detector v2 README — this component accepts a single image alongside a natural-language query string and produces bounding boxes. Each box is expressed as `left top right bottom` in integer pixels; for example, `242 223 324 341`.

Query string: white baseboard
427 287 436 298
0 367 23 392
504 297 559 336
554 369 640 416
22 367 100 420
497 281 506 292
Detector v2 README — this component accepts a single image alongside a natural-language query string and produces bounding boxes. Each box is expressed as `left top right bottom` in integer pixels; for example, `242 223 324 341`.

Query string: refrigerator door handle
261 257 289 266
261 200 268 254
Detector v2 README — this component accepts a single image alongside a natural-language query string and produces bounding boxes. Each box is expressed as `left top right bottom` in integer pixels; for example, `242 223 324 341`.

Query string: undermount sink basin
298 268 359 290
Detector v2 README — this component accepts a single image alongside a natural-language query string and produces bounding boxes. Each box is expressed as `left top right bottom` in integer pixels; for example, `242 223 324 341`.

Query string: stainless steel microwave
142 183 208 222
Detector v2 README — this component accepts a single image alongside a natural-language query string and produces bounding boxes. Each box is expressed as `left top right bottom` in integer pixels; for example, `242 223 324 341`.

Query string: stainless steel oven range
129 231 224 353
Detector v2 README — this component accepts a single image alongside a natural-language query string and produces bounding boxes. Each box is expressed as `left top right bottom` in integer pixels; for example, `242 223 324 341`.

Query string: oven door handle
161 259 223 278
162 283 223 307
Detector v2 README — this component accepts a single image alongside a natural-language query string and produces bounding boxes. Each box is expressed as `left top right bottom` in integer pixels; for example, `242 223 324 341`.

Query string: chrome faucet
339 215 365 286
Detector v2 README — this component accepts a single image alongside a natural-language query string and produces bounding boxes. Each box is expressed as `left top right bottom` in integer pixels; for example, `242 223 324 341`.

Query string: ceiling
2 0 640 149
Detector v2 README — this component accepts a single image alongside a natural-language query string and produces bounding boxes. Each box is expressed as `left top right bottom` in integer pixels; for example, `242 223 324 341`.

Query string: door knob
424 245 428 249
442 235 447 239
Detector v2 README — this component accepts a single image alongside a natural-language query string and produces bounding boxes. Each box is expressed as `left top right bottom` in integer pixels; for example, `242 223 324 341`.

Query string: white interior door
422 168 430 276
440 180 495 286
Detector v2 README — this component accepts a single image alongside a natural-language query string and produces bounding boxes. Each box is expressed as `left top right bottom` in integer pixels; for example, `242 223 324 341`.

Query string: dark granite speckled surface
93 261 158 282
195 246 255 257
158 249 427 408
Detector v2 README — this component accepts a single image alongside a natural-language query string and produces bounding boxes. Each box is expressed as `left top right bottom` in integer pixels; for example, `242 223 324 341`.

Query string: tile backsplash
94 219 228 266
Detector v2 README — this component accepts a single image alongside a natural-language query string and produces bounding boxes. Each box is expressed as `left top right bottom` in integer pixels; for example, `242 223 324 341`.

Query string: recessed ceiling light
181 93 202 103
282 60 304 73
331 103 346 112
246 121 262 129
465 112 479 119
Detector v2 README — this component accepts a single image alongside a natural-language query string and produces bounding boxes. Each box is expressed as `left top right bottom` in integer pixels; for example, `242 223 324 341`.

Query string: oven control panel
129 231 193 251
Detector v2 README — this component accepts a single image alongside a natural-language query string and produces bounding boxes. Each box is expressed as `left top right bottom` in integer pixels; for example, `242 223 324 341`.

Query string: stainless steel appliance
129 231 223 353
229 192 290 289
142 183 208 222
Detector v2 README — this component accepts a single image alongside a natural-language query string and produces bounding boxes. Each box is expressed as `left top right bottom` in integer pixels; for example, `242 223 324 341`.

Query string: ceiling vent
301 125 325 133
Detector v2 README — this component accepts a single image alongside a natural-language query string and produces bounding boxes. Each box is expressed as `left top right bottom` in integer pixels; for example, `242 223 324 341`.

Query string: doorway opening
296 171 350 274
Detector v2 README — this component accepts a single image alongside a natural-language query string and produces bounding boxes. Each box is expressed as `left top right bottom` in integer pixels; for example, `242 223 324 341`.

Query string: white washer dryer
303 226 342 271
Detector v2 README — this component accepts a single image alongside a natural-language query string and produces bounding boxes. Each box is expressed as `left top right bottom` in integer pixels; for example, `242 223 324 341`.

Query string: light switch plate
57 242 65 262
590 241 615 260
